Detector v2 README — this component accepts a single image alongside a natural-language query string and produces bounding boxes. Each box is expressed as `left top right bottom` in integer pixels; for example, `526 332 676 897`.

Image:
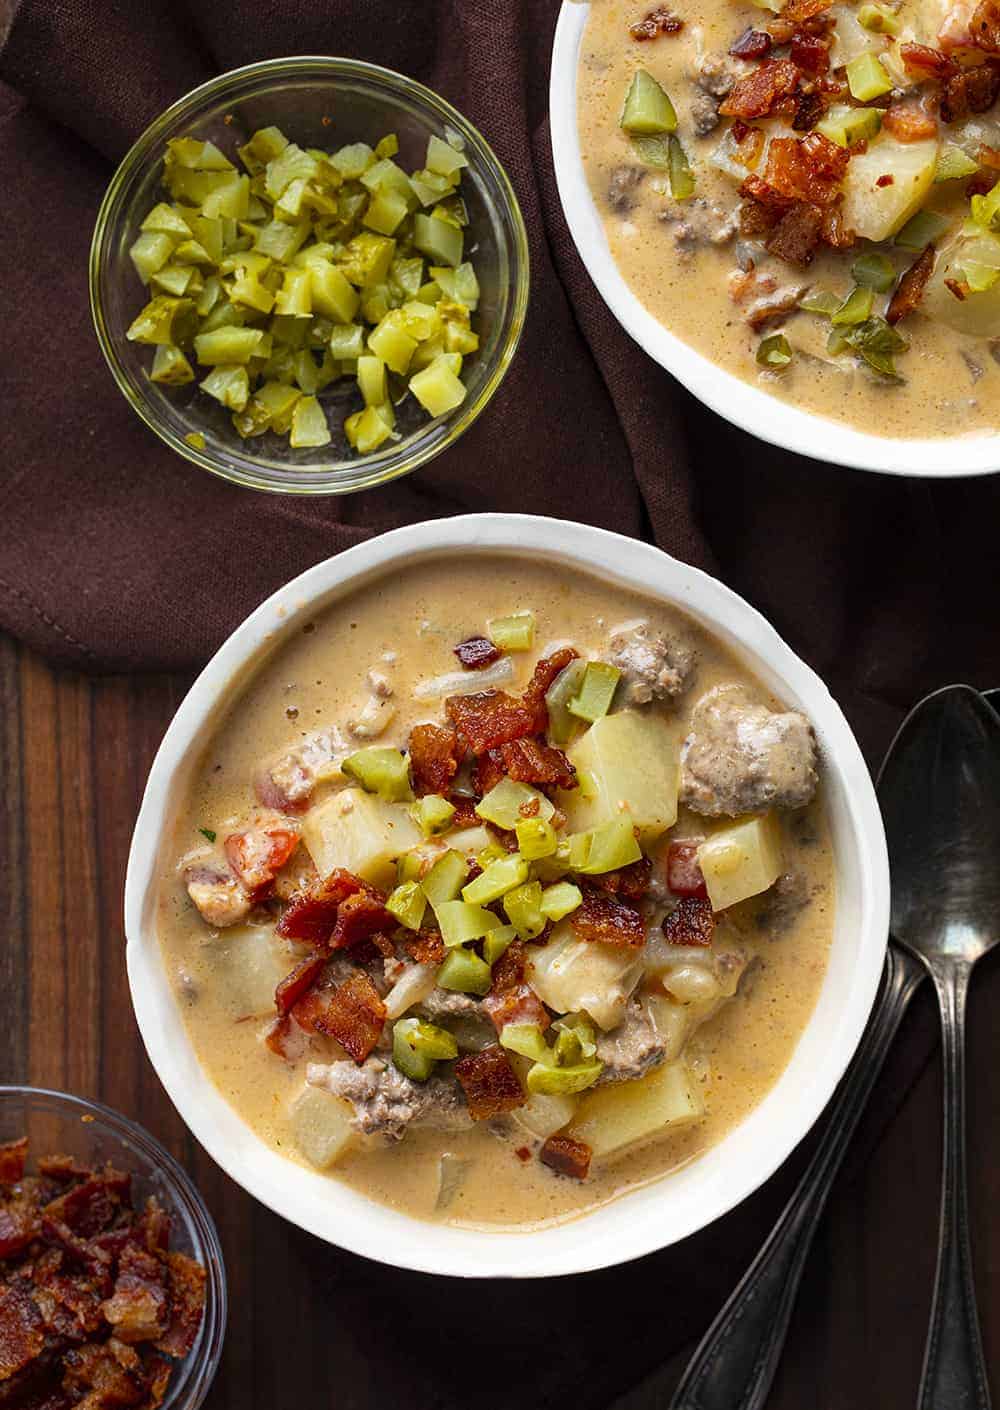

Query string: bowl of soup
550 0 1000 475
124 514 889 1276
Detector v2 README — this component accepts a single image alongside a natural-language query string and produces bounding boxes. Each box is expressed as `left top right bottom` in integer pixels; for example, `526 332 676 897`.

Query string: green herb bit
500 1023 551 1064
568 661 621 723
515 817 558 861
437 946 493 996
475 778 555 830
539 881 583 923
620 69 678 136
895 209 952 250
386 880 428 932
668 135 696 201
341 747 413 802
487 611 536 651
830 285 876 326
851 252 896 292
435 900 504 949
421 849 469 907
392 1016 458 1081
935 145 980 183
846 52 893 102
462 853 530 905
198 827 217 843
756 332 793 369
502 881 547 940
410 794 456 838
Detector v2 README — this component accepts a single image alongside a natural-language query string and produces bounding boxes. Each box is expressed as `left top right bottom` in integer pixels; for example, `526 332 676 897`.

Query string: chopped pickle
500 1023 551 1063
553 1014 598 1063
386 880 428 931
127 121 480 456
184 431 206 450
392 1016 458 1081
934 145 980 183
483 925 517 965
421 849 469 907
842 317 908 377
461 853 530 904
539 881 583 922
573 817 643 874
851 253 896 291
526 1059 603 1096
341 746 413 802
515 817 558 860
200 364 249 412
631 133 671 170
476 778 556 830
845 51 893 101
857 1 901 31
620 69 678 135
502 880 547 940
437 946 493 996
800 288 841 317
756 332 793 368
830 286 875 326
488 611 536 651
668 136 696 201
410 794 456 838
895 209 951 250
568 661 621 723
816 104 882 148
970 179 1000 229
545 658 588 748
435 900 504 948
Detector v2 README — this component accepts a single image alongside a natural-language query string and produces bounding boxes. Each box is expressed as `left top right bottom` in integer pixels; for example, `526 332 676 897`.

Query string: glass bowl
89 56 530 495
0 1085 226 1408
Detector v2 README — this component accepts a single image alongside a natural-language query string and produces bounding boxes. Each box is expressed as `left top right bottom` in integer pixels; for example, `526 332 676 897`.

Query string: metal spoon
879 684 1000 1410
669 684 998 1410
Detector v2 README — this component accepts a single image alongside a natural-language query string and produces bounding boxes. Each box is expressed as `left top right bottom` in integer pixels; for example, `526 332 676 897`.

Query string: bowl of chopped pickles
90 57 529 494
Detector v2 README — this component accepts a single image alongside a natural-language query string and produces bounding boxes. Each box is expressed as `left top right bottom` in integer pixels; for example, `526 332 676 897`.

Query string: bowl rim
549 2 999 479
0 1083 227 1407
124 512 890 1278
89 54 530 496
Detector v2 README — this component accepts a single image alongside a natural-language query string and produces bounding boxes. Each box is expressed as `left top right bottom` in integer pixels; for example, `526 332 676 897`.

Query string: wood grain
1 629 996 1408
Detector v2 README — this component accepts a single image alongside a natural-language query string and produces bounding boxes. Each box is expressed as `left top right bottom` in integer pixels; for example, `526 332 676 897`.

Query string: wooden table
3 629 997 1409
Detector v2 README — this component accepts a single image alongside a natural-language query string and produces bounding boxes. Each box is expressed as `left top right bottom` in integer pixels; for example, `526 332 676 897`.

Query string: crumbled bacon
275 868 367 944
330 890 394 950
223 821 299 900
730 26 773 57
38 1153 92 1184
790 32 829 72
44 1173 129 1238
765 201 825 264
473 747 507 795
445 691 534 754
100 1244 168 1344
571 887 646 947
454 1046 525 1120
0 1200 41 1259
408 723 460 796
662 896 716 946
591 857 652 900
630 5 684 38
941 62 1000 121
448 797 481 829
876 173 895 186
666 842 709 898
980 142 1000 167
492 939 528 991
761 132 849 205
404 929 446 965
0 1136 27 1183
883 103 939 141
820 200 855 247
500 736 577 790
899 42 956 79
539 1134 592 1181
155 1252 206 1359
887 244 936 325
483 943 549 1034
971 0 1000 49
946 275 969 299
779 0 834 24
720 58 801 119
0 1281 45 1379
454 636 502 670
296 972 386 1063
274 953 326 1016
521 648 581 734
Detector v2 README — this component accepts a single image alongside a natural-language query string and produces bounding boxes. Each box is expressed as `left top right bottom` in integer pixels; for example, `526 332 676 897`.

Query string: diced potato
697 813 782 912
212 923 294 1016
840 135 938 241
642 992 696 1062
512 1090 578 1140
560 710 680 844
291 1085 356 1169
303 786 421 888
569 1060 704 1158
442 824 495 859
923 230 1000 336
527 921 644 1030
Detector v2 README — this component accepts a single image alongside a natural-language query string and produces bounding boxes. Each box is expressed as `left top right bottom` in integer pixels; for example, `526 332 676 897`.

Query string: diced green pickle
386 881 428 931
476 778 555 830
410 794 456 838
503 881 546 940
488 611 535 651
462 854 530 905
515 818 558 860
437 947 493 996
342 747 413 801
620 69 678 136
421 850 469 906
568 661 621 723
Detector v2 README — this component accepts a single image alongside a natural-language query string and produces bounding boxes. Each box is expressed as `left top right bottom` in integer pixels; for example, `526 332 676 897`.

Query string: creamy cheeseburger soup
578 0 1000 438
157 557 834 1229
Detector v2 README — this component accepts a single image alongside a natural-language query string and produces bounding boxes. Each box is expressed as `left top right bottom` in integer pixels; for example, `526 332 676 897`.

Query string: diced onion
383 962 439 1019
414 656 514 699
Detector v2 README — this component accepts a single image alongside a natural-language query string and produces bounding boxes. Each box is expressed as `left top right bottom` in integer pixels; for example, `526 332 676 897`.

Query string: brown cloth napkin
2 1 999 1401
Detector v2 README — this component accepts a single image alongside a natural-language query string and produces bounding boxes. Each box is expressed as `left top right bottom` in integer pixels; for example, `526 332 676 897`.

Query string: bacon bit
730 26 774 57
521 648 580 734
484 983 549 1034
404 929 446 965
445 690 534 754
720 58 801 119
630 5 684 38
44 1174 129 1238
942 62 1000 121
667 842 709 898
369 931 396 958
899 41 956 79
734 124 767 167
500 736 578 790
731 118 751 141
791 89 827 131
663 896 716 946
0 1281 44 1378
38 1153 96 1184
223 822 299 899
274 953 326 1015
945 276 969 300
780 0 834 24
540 1134 592 1180
275 867 367 944
155 1251 207 1358
979 142 1000 167
971 0 1000 48
454 636 502 669
761 132 849 204
454 1046 525 1120
516 1146 532 1162
254 765 310 814
330 890 394 950
473 746 507 795
264 1014 304 1061
790 32 829 72
967 169 997 195
0 1201 39 1258
519 796 541 818
591 857 653 900
729 266 758 302
409 722 460 796
876 173 895 186
883 103 939 141
0 1136 27 1183
299 972 387 1063
492 939 528 991
820 200 855 247
571 887 646 947
887 244 936 324
101 1243 168 1344
765 201 825 264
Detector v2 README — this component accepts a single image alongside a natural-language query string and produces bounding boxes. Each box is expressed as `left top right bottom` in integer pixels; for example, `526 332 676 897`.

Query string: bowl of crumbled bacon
550 0 1000 475
124 514 888 1277
0 1086 225 1408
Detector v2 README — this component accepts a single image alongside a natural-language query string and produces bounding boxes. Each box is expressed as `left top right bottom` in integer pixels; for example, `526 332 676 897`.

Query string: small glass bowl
0 1086 226 1409
89 56 530 495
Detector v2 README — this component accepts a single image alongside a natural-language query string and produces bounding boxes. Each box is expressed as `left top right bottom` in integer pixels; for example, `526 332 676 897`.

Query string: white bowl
549 2 999 478
125 513 889 1277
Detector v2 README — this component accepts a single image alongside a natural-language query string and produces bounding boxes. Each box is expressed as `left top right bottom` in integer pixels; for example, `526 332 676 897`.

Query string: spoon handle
669 945 924 1410
919 961 992 1410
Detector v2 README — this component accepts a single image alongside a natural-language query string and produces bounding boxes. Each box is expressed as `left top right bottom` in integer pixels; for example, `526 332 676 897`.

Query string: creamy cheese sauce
156 555 834 1229
578 0 1000 439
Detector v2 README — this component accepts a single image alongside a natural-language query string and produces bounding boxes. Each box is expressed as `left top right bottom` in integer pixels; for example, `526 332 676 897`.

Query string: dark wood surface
2 628 997 1409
